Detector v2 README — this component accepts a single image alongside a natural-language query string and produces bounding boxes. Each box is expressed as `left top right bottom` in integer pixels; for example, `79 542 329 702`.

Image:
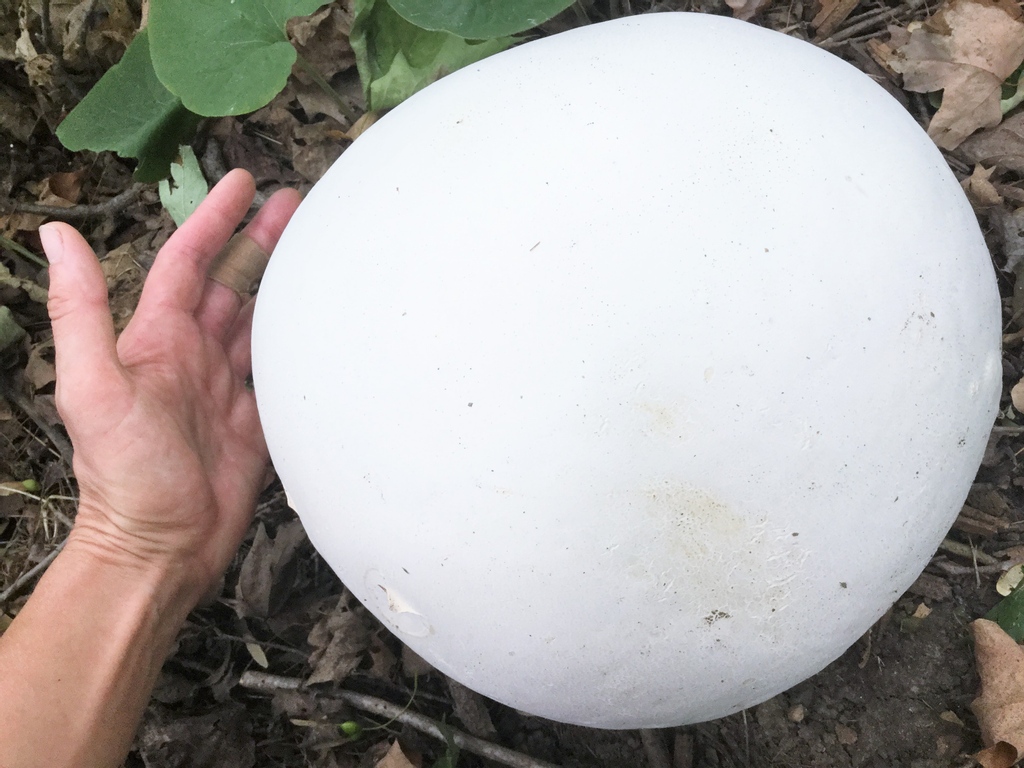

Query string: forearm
0 532 202 768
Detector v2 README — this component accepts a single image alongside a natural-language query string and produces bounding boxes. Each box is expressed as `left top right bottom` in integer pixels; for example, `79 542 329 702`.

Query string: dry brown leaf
25 342 55 392
961 112 1024 174
1013 379 1024 412
306 595 371 685
291 121 345 182
883 0 1024 149
374 740 421 768
236 519 307 618
447 678 498 739
44 171 85 204
971 619 1024 767
289 3 355 81
724 0 772 21
401 643 434 678
0 212 45 238
963 164 1003 208
366 632 398 678
993 205 1024 275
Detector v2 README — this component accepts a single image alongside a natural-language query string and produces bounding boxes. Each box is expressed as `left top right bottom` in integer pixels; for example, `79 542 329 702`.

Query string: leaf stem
0 235 48 269
294 52 359 125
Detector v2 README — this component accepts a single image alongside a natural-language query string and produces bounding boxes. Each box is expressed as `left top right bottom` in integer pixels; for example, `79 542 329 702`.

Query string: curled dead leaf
963 165 1003 208
971 619 1024 767
882 0 1024 149
1013 379 1024 412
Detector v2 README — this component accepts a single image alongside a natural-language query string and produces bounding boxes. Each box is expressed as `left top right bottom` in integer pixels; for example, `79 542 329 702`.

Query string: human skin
0 170 301 768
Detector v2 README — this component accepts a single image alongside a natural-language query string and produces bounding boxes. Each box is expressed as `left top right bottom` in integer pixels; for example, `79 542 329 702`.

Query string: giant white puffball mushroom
252 12 1002 728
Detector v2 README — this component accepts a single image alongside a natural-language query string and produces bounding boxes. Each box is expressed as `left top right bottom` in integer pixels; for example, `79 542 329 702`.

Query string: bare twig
939 537 997 565
0 539 65 608
239 671 560 768
817 6 900 47
0 184 147 220
933 559 1010 576
991 425 1024 435
641 729 673 768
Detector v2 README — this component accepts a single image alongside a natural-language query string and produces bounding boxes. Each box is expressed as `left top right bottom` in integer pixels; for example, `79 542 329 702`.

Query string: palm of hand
42 171 301 596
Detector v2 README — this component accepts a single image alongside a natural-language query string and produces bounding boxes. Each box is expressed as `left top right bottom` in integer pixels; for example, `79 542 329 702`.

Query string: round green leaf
385 0 574 38
149 0 331 117
56 29 201 182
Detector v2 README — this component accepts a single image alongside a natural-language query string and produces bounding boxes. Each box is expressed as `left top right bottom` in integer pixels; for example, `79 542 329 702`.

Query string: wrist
64 517 212 618
0 526 199 768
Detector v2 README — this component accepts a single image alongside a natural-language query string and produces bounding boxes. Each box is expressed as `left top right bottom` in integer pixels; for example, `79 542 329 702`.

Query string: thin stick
0 539 65 607
239 671 560 768
939 538 997 565
818 6 900 46
991 425 1024 435
0 184 146 220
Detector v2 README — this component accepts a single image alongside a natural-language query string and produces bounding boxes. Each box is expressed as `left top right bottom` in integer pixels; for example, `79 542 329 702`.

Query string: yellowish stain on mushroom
622 482 805 634
635 400 692 438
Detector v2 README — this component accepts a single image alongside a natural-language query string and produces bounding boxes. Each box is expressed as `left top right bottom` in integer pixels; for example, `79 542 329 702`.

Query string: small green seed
339 721 361 738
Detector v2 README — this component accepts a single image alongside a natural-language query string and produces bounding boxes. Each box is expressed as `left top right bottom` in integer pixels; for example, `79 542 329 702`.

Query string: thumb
40 223 121 402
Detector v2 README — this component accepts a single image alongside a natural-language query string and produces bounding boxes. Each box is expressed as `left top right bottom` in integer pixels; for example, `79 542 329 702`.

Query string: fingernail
38 224 64 265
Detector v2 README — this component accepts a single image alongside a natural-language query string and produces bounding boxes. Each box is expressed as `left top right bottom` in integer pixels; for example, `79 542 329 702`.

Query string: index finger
134 169 256 319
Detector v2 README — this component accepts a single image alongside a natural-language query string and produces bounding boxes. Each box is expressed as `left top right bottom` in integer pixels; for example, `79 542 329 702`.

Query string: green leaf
149 0 331 117
56 29 201 182
351 0 512 111
430 721 461 768
0 306 26 354
1001 61 1024 114
158 146 209 226
386 0 573 38
986 581 1024 642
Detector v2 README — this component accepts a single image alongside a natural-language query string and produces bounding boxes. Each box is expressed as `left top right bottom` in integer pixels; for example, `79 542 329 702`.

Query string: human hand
40 170 302 604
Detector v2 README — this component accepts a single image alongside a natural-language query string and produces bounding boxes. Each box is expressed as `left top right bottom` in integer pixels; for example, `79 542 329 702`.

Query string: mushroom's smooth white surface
252 13 1002 728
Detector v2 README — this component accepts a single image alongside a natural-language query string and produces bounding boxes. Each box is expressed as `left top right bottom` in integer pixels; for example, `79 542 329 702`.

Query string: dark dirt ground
3 1 1024 766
